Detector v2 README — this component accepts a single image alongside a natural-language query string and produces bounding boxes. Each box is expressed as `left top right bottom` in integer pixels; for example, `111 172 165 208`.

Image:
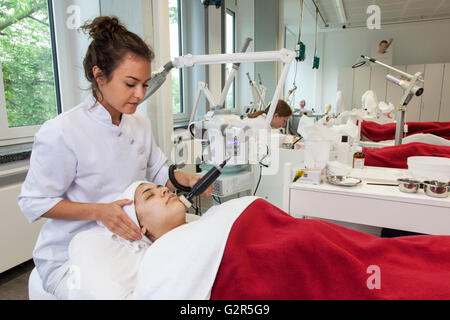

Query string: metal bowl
397 178 420 193
327 175 362 187
423 180 449 198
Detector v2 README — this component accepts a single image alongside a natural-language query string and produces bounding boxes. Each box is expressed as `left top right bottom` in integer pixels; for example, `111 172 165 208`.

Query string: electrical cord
212 195 222 204
168 164 191 192
253 165 263 196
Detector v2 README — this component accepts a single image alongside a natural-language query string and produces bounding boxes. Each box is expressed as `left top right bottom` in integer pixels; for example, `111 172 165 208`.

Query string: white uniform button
118 132 122 137
130 139 135 145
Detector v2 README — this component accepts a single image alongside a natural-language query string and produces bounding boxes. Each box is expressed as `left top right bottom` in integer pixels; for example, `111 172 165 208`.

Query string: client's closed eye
145 193 154 201
142 185 163 200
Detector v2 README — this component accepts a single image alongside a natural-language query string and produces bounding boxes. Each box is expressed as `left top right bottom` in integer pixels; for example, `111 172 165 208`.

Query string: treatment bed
30 194 450 300
363 142 450 168
361 120 450 142
28 213 202 300
135 195 450 299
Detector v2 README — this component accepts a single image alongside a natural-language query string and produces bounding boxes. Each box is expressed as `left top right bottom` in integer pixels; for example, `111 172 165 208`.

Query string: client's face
379 42 388 53
134 183 186 241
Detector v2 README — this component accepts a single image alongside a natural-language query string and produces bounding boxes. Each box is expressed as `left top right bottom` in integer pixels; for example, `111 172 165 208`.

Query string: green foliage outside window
0 0 58 128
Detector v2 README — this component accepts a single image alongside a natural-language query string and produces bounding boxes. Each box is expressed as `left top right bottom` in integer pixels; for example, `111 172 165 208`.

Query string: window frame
171 0 187 123
224 8 236 109
0 0 61 146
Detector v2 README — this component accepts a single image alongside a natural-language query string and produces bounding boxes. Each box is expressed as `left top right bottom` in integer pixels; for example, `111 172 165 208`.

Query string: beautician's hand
96 199 142 241
189 174 214 197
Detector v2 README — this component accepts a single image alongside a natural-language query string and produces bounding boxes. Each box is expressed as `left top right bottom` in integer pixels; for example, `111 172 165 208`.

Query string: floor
0 259 34 300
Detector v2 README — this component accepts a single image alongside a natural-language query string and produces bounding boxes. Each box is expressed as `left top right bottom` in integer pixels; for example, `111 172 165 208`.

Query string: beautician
17 16 211 299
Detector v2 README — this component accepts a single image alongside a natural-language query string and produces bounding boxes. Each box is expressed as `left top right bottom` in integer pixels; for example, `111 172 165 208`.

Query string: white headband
97 180 152 249
119 180 149 228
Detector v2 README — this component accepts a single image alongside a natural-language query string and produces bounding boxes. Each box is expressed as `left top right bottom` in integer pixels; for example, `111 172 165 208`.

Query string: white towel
133 196 259 300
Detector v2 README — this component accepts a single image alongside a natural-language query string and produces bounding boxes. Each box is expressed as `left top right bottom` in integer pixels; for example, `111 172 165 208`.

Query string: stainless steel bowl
327 175 362 187
397 178 420 193
423 181 449 198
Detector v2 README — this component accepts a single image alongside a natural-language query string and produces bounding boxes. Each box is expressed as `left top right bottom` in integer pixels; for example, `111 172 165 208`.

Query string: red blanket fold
210 199 450 300
361 121 450 142
363 142 450 169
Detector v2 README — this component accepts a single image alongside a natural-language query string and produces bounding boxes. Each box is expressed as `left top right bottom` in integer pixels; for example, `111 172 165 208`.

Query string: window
168 0 183 115
0 0 60 145
224 8 235 109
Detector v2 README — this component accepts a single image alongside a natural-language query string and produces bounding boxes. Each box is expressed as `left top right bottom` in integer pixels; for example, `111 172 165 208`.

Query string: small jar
353 147 365 169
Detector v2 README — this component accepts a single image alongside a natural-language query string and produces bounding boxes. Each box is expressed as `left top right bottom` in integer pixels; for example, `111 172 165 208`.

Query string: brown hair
80 16 155 100
247 100 293 118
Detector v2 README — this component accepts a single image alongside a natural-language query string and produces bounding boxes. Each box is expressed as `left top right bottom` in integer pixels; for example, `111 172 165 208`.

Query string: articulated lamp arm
352 55 424 145
143 48 296 129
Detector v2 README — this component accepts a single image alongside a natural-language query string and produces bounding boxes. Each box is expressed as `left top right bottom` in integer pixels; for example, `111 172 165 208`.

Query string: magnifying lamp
142 61 174 102
351 60 366 68
352 55 424 145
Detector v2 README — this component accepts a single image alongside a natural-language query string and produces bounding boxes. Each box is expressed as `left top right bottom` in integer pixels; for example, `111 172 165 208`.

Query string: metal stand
352 55 424 146
394 107 406 145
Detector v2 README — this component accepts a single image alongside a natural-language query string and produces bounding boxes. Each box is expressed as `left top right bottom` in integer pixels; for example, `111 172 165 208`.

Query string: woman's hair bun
81 16 154 100
80 16 127 40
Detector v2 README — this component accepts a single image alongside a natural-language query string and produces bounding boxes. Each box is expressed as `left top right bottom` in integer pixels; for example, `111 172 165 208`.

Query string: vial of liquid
353 146 365 169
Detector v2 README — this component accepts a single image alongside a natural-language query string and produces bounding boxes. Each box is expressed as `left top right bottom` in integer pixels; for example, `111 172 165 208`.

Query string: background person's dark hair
379 40 388 45
247 100 293 119
80 16 155 101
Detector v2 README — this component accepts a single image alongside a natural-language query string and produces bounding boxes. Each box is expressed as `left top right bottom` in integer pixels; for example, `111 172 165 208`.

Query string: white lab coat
18 95 169 295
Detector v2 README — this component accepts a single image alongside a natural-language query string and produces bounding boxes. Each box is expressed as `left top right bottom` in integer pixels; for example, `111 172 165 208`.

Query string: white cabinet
369 65 387 103
440 63 450 121
0 183 45 273
422 63 445 122
337 67 354 111
352 67 371 108
405 64 425 122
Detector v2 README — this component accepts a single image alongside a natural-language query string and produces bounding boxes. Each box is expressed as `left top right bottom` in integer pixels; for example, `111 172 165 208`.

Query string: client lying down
68 181 450 300
67 180 257 299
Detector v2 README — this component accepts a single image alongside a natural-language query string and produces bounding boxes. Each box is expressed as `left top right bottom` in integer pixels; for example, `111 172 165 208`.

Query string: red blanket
361 121 450 142
363 142 450 169
210 199 450 300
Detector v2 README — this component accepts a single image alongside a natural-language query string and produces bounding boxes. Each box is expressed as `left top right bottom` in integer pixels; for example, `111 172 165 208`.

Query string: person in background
378 38 393 55
299 99 306 110
247 99 293 129
373 38 393 64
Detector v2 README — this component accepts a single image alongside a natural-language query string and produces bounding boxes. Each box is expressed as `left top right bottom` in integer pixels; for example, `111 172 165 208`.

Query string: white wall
228 0 255 112
284 5 324 112
254 0 279 104
320 19 450 114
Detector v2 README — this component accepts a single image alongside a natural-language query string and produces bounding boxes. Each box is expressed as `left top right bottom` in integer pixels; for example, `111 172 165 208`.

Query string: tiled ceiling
285 0 450 29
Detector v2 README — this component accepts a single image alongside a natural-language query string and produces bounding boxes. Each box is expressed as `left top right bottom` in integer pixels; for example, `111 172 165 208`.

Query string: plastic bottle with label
353 146 365 169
